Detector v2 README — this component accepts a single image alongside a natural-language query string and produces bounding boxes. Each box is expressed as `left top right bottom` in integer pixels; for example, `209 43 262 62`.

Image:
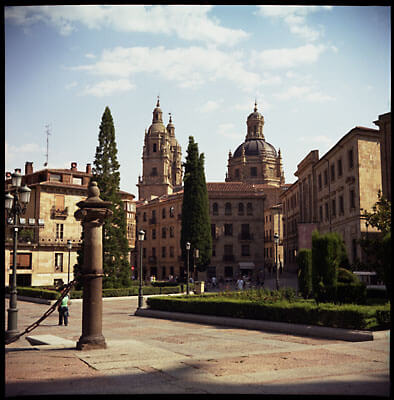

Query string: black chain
5 280 76 345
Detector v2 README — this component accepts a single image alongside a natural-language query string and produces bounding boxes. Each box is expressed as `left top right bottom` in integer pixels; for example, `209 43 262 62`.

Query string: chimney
71 162 77 171
25 161 33 175
86 163 92 174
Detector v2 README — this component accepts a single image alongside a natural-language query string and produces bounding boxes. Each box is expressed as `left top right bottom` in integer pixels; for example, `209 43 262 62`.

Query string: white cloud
71 46 262 93
5 5 248 46
81 79 135 97
5 141 44 170
251 44 326 69
199 99 224 113
256 5 332 41
274 85 335 102
217 123 241 139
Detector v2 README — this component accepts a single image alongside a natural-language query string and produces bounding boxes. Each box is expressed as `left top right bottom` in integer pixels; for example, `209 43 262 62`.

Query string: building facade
136 101 287 281
281 124 383 270
5 162 136 287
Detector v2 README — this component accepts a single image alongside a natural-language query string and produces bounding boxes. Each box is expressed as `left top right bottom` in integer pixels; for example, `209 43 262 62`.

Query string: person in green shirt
58 294 69 326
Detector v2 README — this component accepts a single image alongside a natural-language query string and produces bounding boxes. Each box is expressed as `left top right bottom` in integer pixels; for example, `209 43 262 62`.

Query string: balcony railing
51 207 68 219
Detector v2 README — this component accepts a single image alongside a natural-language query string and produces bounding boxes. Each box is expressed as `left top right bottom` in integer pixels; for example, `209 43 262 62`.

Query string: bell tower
137 98 182 200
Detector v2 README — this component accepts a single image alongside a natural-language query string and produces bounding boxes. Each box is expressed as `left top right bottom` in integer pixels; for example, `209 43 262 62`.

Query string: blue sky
5 5 391 196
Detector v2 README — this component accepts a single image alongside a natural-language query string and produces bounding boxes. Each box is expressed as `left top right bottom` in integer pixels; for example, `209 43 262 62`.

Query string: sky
5 5 391 196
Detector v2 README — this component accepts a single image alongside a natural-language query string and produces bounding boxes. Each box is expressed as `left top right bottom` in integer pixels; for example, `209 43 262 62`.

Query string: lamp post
138 230 145 309
5 169 31 342
186 242 191 295
274 233 279 290
67 240 72 284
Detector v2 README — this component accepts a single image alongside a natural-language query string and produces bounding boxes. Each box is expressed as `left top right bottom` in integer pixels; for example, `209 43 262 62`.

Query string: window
56 223 64 239
224 244 233 255
250 167 257 177
153 143 157 152
72 177 82 185
241 224 250 240
143 212 147 222
350 189 356 209
224 224 233 236
324 169 328 186
50 173 61 182
55 195 65 211
330 164 335 182
213 202 219 215
241 244 250 256
162 208 166 219
169 226 174 238
143 248 146 258
318 174 322 190
238 203 244 215
247 203 253 215
152 229 156 240
235 169 240 178
161 247 166 258
319 205 323 222
10 252 32 269
151 167 158 176
211 224 217 240
152 247 156 257
325 203 329 220
337 158 343 177
332 198 336 217
225 202 232 216
161 227 166 239
55 253 63 271
348 148 354 170
339 195 344 214
212 245 216 257
169 207 175 217
169 247 174 258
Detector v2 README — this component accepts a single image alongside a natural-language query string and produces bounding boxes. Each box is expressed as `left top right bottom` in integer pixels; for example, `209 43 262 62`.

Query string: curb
134 308 381 342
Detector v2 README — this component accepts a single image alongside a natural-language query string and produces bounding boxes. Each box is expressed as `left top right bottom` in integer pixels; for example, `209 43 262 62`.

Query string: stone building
136 101 287 281
5 162 136 287
281 124 383 270
137 98 182 201
374 112 391 201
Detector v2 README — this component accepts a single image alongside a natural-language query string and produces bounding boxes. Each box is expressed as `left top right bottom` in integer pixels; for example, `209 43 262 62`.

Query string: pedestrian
58 294 69 326
236 277 244 291
211 276 217 288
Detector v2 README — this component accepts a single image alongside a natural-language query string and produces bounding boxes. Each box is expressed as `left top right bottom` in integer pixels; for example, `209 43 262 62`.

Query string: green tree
180 136 212 277
296 248 312 298
92 106 131 288
359 191 391 295
361 190 391 235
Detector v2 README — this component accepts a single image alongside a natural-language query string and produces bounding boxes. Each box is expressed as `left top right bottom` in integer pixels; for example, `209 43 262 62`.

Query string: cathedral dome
233 139 277 158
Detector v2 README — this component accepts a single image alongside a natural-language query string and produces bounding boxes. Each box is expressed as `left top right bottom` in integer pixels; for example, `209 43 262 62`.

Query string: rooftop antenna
44 124 51 167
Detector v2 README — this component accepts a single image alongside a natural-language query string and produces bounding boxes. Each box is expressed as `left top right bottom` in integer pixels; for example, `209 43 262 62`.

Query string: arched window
213 203 219 215
225 202 232 216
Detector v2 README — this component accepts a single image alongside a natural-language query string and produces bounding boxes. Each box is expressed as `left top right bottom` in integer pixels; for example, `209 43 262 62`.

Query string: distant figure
211 276 217 288
236 278 244 291
58 294 69 326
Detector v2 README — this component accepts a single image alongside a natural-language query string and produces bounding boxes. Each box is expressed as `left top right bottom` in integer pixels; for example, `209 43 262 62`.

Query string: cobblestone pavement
5 295 390 396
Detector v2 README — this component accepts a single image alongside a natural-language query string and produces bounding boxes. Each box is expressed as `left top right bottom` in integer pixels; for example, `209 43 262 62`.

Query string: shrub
297 249 312 298
151 281 179 287
338 267 360 284
6 286 60 300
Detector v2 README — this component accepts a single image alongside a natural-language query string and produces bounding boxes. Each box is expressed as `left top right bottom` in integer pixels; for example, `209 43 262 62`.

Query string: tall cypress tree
180 136 212 276
92 106 131 288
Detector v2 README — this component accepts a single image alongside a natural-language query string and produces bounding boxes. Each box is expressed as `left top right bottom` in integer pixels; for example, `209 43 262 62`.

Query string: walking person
58 293 70 326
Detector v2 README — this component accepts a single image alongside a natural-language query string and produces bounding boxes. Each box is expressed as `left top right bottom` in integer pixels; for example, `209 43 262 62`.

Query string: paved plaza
4 290 391 396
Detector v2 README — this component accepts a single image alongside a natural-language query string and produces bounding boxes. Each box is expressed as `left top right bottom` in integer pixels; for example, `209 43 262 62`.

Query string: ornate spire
254 99 258 112
156 95 160 107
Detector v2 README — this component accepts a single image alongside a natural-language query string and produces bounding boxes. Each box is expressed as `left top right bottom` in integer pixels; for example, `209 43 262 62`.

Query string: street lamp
5 169 31 342
67 240 72 284
274 233 280 290
138 230 145 309
186 242 191 295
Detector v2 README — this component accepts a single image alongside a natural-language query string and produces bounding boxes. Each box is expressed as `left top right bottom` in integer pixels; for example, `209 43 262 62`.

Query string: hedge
146 295 390 330
6 285 183 300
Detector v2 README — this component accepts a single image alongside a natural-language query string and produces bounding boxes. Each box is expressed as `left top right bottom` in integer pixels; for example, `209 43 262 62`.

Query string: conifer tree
180 136 212 276
91 106 131 288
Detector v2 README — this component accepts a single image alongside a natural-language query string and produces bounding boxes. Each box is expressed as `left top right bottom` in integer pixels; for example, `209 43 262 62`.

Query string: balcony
51 206 68 219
